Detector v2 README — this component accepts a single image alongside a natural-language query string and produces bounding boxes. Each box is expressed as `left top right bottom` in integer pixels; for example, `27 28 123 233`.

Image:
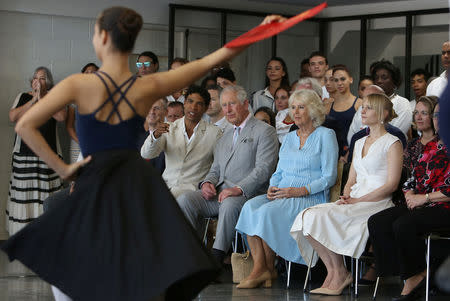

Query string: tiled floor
0 251 448 300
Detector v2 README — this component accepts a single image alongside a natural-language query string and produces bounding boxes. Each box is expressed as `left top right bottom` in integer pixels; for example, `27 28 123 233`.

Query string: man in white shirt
206 84 231 131
141 85 222 198
426 41 450 97
347 60 412 143
308 51 330 99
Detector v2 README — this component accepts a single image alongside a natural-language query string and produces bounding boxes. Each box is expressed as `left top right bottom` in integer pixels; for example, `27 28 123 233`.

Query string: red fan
225 2 327 48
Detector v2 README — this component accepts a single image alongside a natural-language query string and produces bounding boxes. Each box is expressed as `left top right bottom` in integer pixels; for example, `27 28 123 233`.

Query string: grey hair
31 66 54 90
220 85 247 105
296 77 322 98
288 89 326 128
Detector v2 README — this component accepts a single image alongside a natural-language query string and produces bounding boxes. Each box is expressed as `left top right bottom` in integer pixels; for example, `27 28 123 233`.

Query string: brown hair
332 64 351 77
414 95 438 132
97 7 142 52
366 93 397 123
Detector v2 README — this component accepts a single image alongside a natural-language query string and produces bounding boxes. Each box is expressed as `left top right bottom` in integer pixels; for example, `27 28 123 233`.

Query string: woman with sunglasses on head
6 66 66 236
1 6 286 301
368 99 450 301
252 57 290 112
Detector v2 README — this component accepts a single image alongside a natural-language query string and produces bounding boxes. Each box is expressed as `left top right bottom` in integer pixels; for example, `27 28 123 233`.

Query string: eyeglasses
136 62 152 68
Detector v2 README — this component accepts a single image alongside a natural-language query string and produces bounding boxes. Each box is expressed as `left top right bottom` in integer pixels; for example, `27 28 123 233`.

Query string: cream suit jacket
141 117 223 197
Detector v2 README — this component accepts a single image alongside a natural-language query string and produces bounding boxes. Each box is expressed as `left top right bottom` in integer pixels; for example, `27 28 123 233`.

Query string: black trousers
368 205 450 280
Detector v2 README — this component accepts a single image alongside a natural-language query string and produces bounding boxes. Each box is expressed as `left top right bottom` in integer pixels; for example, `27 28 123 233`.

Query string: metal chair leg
287 261 292 288
426 234 431 301
233 231 238 253
304 251 315 292
373 277 380 299
355 258 359 297
202 218 210 246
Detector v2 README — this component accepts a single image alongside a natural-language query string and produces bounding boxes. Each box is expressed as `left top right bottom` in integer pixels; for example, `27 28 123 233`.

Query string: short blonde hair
365 93 397 123
288 89 325 128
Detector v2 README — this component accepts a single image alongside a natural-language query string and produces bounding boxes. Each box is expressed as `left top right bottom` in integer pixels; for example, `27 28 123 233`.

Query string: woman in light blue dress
235 89 339 289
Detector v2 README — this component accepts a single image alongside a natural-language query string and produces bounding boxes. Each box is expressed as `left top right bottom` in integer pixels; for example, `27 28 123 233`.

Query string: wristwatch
425 193 430 202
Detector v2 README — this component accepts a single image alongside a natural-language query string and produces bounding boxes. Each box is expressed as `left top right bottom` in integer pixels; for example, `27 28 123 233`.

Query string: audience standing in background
327 65 362 159
136 51 159 76
347 60 412 143
300 58 311 78
167 57 189 103
409 68 430 111
177 85 279 266
66 63 99 164
81 63 99 74
308 51 329 99
166 101 184 123
201 75 217 89
7 67 66 235
141 85 222 198
254 106 276 127
235 90 338 289
274 86 294 143
252 57 290 111
216 67 236 89
426 41 449 97
323 68 337 110
358 75 374 99
206 85 231 131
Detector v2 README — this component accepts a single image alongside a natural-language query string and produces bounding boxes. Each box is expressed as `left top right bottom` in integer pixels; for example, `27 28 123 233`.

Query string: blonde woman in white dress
290 93 403 296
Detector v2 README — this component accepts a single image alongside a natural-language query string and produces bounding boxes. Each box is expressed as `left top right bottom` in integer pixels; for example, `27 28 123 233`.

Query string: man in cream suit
177 85 279 264
141 85 222 198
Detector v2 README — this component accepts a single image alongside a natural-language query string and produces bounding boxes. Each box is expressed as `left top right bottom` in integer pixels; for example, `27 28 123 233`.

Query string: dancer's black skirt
1 149 219 301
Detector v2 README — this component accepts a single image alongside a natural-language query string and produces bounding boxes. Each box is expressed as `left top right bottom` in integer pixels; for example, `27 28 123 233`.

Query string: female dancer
1 6 285 301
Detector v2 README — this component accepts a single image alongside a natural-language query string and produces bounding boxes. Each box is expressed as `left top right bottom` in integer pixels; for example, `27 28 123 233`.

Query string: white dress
290 133 398 266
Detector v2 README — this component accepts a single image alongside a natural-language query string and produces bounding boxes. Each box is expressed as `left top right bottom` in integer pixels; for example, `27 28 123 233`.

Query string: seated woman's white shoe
236 271 272 289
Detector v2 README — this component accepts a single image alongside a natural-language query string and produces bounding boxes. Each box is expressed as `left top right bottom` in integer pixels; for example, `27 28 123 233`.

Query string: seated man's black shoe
392 278 426 301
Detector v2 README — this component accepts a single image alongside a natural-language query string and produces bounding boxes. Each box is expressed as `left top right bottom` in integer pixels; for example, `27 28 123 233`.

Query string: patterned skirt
6 152 63 236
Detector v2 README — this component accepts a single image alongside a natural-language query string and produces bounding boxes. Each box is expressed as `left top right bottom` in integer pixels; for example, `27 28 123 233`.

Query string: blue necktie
233 126 241 148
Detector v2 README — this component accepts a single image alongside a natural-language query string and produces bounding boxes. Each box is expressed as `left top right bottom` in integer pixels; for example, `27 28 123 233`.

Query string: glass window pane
411 13 450 100
366 16 406 97
174 9 221 65
276 21 319 85
327 20 361 96
226 14 272 96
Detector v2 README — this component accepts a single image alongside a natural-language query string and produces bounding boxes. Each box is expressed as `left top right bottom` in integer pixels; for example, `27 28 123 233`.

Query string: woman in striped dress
235 89 339 289
7 66 66 235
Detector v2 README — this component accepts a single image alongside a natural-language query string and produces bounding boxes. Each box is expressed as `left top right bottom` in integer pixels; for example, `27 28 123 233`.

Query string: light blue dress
235 126 338 264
